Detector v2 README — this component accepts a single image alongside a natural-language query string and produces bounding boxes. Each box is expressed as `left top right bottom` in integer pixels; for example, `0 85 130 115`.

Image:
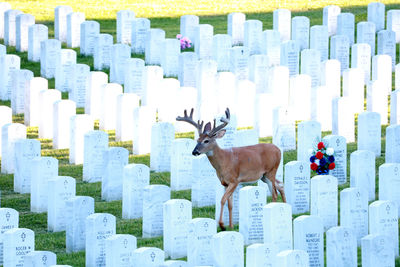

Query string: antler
176 108 204 135
208 108 230 137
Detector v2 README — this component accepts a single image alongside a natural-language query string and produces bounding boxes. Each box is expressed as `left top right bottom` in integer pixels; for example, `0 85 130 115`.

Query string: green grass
1 1 400 266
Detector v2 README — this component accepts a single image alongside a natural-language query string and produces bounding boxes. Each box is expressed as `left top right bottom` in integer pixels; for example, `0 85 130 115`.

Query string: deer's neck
206 144 232 175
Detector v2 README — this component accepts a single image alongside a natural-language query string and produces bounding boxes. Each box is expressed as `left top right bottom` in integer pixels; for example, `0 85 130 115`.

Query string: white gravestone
263 203 293 252
310 25 329 61
66 12 85 48
368 2 385 32
178 52 198 87
239 186 266 245
310 175 338 231
28 24 48 62
351 43 371 83
80 20 99 56
70 63 90 108
369 200 399 256
161 260 187 267
117 10 135 44
40 39 61 79
47 176 76 232
293 215 324 267
273 9 291 42
249 54 269 93
132 106 156 155
292 16 310 50
301 49 320 88
261 30 281 66
101 147 129 201
0 106 12 156
195 24 213 60
322 135 347 184
180 14 199 44
53 99 76 149
358 112 381 157
362 234 394 267
342 68 365 114
229 46 249 81
4 9 23 47
212 231 244 267
212 34 232 71
55 49 76 93
54 5 72 42
321 59 341 98
276 250 310 267
24 77 47 126
150 122 175 172
377 30 396 69
116 93 140 141
110 43 130 84
132 247 165 267
326 226 357 267
99 83 123 131
94 34 113 70
14 139 40 193
69 114 94 165
83 130 108 183
0 44 5 55
244 19 262 55
124 58 145 95
246 243 277 267
315 86 333 131
85 71 108 119
163 199 192 259
337 13 355 45
228 12 245 45
15 13 34 52
161 38 180 77
38 89 61 139
366 80 388 125
1 123 26 174
330 35 349 73
30 157 58 213
390 89 400 125
350 150 376 201
0 3 11 39
284 161 310 214
323 5 341 36
105 234 137 267
332 97 355 143
170 138 196 190
196 60 217 119
297 120 321 163
387 10 400 43
192 155 219 208
65 196 94 253
268 66 290 107
122 164 150 219
280 40 299 77
23 251 57 267
235 81 256 128
289 74 312 121
131 18 150 54
0 54 20 101
372 54 392 95
145 28 165 65
187 218 216 266
3 228 34 267
379 163 400 216
0 208 19 265
85 213 116 267
12 69 33 114
385 125 400 163
142 185 171 238
357 22 375 55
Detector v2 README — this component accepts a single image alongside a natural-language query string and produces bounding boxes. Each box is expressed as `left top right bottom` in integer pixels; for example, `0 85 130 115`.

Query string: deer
176 108 286 230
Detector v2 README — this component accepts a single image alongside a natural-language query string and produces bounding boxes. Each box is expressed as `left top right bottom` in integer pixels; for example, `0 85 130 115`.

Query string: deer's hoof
219 223 226 231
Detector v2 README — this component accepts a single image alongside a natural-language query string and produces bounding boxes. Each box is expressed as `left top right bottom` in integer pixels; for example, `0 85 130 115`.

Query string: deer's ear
215 129 226 139
203 122 212 134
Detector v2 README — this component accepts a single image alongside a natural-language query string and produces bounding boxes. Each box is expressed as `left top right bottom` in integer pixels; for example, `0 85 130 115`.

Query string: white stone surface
105 234 137 267
326 226 357 267
212 231 244 267
69 114 94 165
83 130 109 183
53 100 76 149
263 203 292 252
14 139 40 193
284 161 310 214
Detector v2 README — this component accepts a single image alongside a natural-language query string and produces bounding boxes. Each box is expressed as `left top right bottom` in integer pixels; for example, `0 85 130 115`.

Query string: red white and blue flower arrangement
309 141 336 175
176 34 192 50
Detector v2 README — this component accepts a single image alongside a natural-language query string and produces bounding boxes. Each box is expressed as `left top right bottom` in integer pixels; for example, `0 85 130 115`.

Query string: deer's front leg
227 193 233 228
219 182 238 231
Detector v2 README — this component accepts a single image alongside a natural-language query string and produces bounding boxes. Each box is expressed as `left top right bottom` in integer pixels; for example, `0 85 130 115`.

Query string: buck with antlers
177 108 286 230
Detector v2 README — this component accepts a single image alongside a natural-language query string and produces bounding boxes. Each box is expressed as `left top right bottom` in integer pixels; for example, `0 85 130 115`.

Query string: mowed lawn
0 1 400 266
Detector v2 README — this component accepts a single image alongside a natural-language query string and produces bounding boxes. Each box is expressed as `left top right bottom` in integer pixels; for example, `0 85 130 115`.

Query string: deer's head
176 108 230 156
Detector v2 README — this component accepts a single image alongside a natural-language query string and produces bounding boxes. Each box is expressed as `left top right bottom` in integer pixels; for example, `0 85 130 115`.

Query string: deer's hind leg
261 172 278 202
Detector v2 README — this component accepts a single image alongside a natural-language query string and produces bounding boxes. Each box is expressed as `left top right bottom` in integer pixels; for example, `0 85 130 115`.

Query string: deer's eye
204 140 209 144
